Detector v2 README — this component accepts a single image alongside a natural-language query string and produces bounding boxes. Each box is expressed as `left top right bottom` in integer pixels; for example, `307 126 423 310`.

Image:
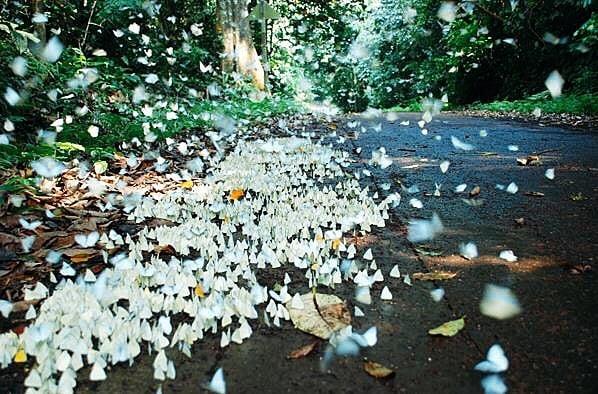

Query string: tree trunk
31 0 46 52
217 0 265 90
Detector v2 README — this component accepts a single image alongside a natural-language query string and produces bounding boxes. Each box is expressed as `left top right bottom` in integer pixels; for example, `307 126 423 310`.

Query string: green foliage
330 66 369 112
0 0 304 171
0 176 37 205
270 0 367 111
328 0 596 108
469 93 598 115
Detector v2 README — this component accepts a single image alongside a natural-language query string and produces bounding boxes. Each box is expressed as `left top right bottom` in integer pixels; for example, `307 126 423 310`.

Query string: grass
385 100 423 113
468 93 598 116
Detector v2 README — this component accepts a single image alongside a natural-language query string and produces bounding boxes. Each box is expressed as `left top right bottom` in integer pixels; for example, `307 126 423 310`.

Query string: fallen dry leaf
428 316 465 337
516 155 541 166
569 264 592 275
13 347 27 363
180 180 194 189
414 247 443 257
524 191 545 197
194 284 206 298
60 248 99 263
229 188 245 201
331 239 341 250
364 361 395 378
412 271 457 281
287 341 318 359
287 293 351 339
0 232 19 248
469 186 481 197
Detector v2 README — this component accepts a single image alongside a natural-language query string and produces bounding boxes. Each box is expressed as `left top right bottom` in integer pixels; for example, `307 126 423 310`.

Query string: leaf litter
428 317 465 337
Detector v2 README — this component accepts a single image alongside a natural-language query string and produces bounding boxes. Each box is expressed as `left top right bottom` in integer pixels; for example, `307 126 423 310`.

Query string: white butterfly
31 157 66 178
4 87 20 106
438 2 457 23
451 136 475 151
380 286 392 300
351 326 377 347
59 262 75 277
409 198 423 208
354 286 372 305
0 299 13 318
21 235 35 253
475 344 509 373
190 23 203 36
430 288 445 302
480 284 521 320
128 23 141 34
407 213 444 242
10 57 27 77
545 70 564 98
24 282 48 300
440 160 450 173
75 231 99 248
354 306 364 317
459 242 478 260
206 368 226 394
481 374 507 394
145 74 159 84
19 218 41 231
41 36 64 63
88 125 99 138
200 62 213 73
90 363 107 381
499 250 517 262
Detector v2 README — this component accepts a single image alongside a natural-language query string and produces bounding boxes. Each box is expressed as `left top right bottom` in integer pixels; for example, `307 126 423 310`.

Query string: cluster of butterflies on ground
0 135 409 393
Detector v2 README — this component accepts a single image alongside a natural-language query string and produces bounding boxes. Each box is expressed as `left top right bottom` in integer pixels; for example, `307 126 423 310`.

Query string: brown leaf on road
514 217 525 226
320 302 351 324
364 361 395 379
0 232 19 248
229 188 245 201
287 293 351 339
67 217 105 232
32 231 71 250
412 271 457 281
59 248 100 263
287 341 318 359
524 191 545 197
516 155 541 166
428 317 465 337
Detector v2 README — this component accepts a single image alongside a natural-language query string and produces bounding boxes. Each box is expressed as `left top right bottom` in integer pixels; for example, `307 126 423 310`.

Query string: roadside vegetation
0 0 595 184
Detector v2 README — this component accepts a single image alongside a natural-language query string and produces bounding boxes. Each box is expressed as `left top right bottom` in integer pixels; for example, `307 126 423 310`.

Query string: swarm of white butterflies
0 137 398 392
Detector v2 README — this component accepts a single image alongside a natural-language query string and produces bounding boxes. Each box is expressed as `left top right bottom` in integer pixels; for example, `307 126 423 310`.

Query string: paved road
78 114 597 394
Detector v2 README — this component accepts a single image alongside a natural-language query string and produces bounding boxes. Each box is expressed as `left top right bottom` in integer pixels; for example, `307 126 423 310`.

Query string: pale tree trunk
31 0 46 53
217 0 265 90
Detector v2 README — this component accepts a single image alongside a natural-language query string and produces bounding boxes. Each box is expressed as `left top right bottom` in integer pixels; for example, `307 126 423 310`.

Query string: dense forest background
0 0 595 170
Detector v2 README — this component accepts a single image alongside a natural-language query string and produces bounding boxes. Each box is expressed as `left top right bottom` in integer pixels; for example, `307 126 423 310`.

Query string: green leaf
0 24 11 34
14 29 40 43
428 317 465 337
56 142 85 153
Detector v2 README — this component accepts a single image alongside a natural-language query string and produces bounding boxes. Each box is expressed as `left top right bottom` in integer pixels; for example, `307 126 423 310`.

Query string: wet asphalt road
72 114 598 393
